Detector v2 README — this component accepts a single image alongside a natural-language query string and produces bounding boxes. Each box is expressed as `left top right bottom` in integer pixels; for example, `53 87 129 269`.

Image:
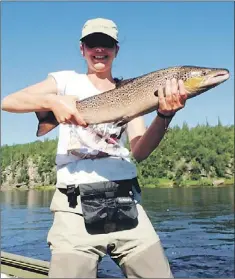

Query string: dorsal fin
115 78 136 88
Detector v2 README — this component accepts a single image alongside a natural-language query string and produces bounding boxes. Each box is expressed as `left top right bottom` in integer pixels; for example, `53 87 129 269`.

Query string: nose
95 47 104 52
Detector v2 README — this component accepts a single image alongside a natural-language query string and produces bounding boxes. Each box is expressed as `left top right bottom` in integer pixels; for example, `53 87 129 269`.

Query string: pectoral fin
114 117 130 127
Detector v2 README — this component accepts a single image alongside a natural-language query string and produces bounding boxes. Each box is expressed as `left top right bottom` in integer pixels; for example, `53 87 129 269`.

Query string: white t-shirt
49 70 138 188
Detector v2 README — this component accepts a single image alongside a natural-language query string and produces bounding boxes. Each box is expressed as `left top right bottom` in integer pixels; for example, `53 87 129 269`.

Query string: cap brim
80 31 118 43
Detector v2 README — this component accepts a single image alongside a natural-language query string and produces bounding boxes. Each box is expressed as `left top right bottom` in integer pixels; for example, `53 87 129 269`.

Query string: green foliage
17 168 29 184
1 138 58 186
135 124 234 186
0 125 234 188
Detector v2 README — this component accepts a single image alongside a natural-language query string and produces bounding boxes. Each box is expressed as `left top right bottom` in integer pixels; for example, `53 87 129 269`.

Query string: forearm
1 77 57 113
132 114 174 162
1 92 55 113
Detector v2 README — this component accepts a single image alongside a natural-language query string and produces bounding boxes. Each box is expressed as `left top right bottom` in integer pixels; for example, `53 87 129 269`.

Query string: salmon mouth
214 69 229 78
205 69 230 86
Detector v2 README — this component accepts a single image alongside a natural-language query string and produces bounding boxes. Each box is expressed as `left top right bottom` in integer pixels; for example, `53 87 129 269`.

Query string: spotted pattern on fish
36 65 229 137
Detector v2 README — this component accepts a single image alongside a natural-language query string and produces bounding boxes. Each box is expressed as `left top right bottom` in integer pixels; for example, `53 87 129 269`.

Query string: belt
59 178 141 195
59 178 141 208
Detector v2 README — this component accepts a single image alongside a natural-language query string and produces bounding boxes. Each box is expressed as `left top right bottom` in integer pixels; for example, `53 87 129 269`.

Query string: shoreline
140 177 234 189
1 178 234 192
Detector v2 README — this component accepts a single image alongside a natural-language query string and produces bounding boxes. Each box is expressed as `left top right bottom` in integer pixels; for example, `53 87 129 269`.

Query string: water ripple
1 186 234 278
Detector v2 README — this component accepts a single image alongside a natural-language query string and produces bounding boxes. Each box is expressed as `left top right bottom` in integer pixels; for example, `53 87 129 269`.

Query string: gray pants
47 189 173 278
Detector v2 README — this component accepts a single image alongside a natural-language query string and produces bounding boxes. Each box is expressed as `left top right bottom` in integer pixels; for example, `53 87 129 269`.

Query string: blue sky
1 2 234 146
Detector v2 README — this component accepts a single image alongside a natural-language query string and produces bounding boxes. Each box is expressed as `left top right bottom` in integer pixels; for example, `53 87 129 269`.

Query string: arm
1 76 58 113
127 115 173 162
1 76 86 126
127 78 187 163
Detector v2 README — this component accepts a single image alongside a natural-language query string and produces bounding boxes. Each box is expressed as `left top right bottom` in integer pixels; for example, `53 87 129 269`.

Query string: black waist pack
78 179 140 227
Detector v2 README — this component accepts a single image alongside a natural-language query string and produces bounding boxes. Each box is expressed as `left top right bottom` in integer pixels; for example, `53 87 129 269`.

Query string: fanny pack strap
65 178 141 208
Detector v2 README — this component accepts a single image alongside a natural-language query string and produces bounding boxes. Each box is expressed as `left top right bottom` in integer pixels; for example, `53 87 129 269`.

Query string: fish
36 65 230 137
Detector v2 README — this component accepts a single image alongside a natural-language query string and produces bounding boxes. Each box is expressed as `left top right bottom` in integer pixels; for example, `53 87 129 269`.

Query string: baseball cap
80 18 119 42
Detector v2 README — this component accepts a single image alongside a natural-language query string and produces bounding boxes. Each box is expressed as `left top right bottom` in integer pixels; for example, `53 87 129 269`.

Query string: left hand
157 78 188 116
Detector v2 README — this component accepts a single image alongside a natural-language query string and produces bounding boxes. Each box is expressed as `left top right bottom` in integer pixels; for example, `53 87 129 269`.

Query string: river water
1 185 234 278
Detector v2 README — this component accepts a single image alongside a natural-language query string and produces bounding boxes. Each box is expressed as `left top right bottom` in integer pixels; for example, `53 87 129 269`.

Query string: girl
1 18 187 278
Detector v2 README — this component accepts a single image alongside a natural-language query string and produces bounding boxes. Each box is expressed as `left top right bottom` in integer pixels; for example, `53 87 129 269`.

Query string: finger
171 78 178 94
178 79 188 103
72 112 88 127
165 79 171 97
66 118 77 126
172 98 183 111
171 92 184 111
60 119 71 125
164 79 173 109
171 78 180 105
55 116 62 123
172 94 185 111
158 86 167 110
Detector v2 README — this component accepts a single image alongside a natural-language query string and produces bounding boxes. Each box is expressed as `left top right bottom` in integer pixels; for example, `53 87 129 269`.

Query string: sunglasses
82 34 117 49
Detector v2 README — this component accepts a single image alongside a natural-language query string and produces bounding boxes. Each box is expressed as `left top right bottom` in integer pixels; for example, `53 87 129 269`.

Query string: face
80 33 119 72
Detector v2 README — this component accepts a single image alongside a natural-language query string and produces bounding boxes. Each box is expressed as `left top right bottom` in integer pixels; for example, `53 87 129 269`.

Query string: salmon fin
114 117 130 127
37 122 59 137
35 111 59 137
115 78 136 88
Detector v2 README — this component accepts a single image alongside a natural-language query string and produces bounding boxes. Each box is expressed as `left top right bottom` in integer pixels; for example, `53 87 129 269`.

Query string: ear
80 43 85 57
115 45 120 57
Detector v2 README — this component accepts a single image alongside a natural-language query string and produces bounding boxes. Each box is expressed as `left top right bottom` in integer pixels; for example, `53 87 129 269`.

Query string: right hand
48 95 87 127
157 78 187 116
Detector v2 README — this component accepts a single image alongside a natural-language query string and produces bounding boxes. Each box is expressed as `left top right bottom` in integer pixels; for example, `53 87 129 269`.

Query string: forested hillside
1 122 234 190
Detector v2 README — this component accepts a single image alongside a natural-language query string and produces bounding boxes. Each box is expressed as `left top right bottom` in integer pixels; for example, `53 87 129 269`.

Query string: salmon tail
35 111 59 137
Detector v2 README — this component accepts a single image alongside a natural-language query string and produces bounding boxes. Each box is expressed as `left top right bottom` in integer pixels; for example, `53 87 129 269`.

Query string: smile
93 55 108 59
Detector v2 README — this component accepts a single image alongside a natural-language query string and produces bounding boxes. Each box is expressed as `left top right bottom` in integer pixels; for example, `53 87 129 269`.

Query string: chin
93 63 111 72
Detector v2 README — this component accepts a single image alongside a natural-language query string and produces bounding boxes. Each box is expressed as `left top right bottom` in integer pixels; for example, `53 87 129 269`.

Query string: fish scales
77 67 181 124
35 65 230 137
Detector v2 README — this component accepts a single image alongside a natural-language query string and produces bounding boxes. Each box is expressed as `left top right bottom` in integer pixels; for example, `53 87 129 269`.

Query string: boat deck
1 251 49 278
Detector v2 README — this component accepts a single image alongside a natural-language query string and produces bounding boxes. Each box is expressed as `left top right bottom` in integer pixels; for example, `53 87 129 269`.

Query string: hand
157 78 187 116
48 95 87 127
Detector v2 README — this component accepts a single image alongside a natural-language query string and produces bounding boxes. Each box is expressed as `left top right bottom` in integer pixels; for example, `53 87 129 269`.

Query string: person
1 18 187 278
